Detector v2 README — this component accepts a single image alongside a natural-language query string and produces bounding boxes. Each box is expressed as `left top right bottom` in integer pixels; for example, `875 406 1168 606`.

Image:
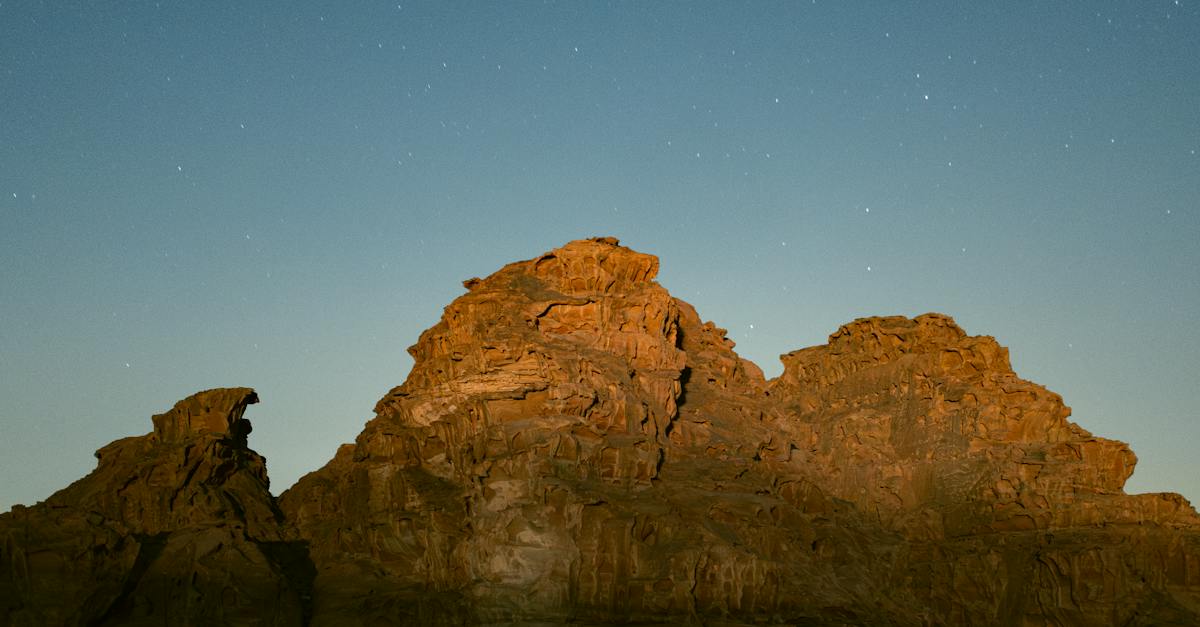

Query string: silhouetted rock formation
4 238 1198 625
0 388 313 626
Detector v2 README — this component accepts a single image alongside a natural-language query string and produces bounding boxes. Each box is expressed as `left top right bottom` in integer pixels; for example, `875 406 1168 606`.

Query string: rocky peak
150 386 259 445
0 387 310 626
526 236 659 294
283 241 1200 624
775 312 1008 391
768 312 1199 543
5 240 1199 626
379 236 684 426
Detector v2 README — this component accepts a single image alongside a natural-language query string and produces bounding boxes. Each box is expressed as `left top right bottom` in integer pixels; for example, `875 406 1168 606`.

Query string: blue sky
2 1 1198 509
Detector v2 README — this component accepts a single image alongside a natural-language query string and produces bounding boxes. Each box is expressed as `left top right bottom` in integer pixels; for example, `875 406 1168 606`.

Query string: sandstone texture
4 237 1198 625
0 388 312 626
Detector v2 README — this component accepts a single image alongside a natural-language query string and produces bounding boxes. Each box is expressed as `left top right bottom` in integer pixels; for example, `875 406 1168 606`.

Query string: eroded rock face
769 314 1200 624
6 238 1199 625
0 388 312 627
768 313 1190 535
279 237 1200 625
281 237 719 622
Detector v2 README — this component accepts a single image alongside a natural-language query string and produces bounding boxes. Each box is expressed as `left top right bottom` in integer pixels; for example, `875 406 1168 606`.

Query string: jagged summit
461 236 656 295
4 239 1199 626
0 387 312 625
150 386 259 444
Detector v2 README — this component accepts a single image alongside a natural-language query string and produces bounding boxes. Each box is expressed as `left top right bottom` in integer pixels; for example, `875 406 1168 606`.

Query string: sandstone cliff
0 388 312 626
3 238 1198 626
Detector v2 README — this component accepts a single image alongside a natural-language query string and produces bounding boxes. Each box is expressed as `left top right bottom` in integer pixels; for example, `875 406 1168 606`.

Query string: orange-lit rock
281 238 1200 624
5 239 1198 625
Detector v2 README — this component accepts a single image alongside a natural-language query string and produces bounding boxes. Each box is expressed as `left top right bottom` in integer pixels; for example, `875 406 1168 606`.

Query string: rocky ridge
0 388 312 626
3 237 1197 625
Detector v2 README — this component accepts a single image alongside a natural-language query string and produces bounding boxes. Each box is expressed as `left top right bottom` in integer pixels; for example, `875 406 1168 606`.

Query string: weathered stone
767 313 1200 623
0 388 312 627
280 238 1200 624
150 386 259 444
5 239 1198 625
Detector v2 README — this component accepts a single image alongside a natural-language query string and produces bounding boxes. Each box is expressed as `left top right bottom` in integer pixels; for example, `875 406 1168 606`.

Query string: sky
1 1 1198 511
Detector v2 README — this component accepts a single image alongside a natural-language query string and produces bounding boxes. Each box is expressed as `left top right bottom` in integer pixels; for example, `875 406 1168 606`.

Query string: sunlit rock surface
4 238 1198 625
282 237 1200 625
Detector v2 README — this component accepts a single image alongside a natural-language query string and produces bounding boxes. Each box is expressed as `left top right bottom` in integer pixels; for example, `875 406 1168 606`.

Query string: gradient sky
2 2 1198 511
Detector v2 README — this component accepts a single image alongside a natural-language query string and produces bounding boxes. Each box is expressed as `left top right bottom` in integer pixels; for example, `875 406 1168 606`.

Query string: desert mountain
3 237 1198 625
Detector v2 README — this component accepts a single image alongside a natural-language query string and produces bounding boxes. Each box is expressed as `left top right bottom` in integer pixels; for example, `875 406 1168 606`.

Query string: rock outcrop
0 388 312 627
279 237 1200 625
4 238 1198 625
769 314 1200 624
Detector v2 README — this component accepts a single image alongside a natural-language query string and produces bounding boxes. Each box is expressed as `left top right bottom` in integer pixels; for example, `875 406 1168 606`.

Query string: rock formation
768 314 1200 624
0 388 312 626
3 237 1198 625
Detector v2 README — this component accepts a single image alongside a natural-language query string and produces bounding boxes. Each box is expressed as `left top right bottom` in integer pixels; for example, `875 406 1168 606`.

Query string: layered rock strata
279 237 1200 625
768 314 1200 624
4 238 1198 625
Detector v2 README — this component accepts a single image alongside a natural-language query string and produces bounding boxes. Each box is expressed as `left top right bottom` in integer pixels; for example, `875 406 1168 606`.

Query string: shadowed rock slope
4 238 1198 625
0 388 313 627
